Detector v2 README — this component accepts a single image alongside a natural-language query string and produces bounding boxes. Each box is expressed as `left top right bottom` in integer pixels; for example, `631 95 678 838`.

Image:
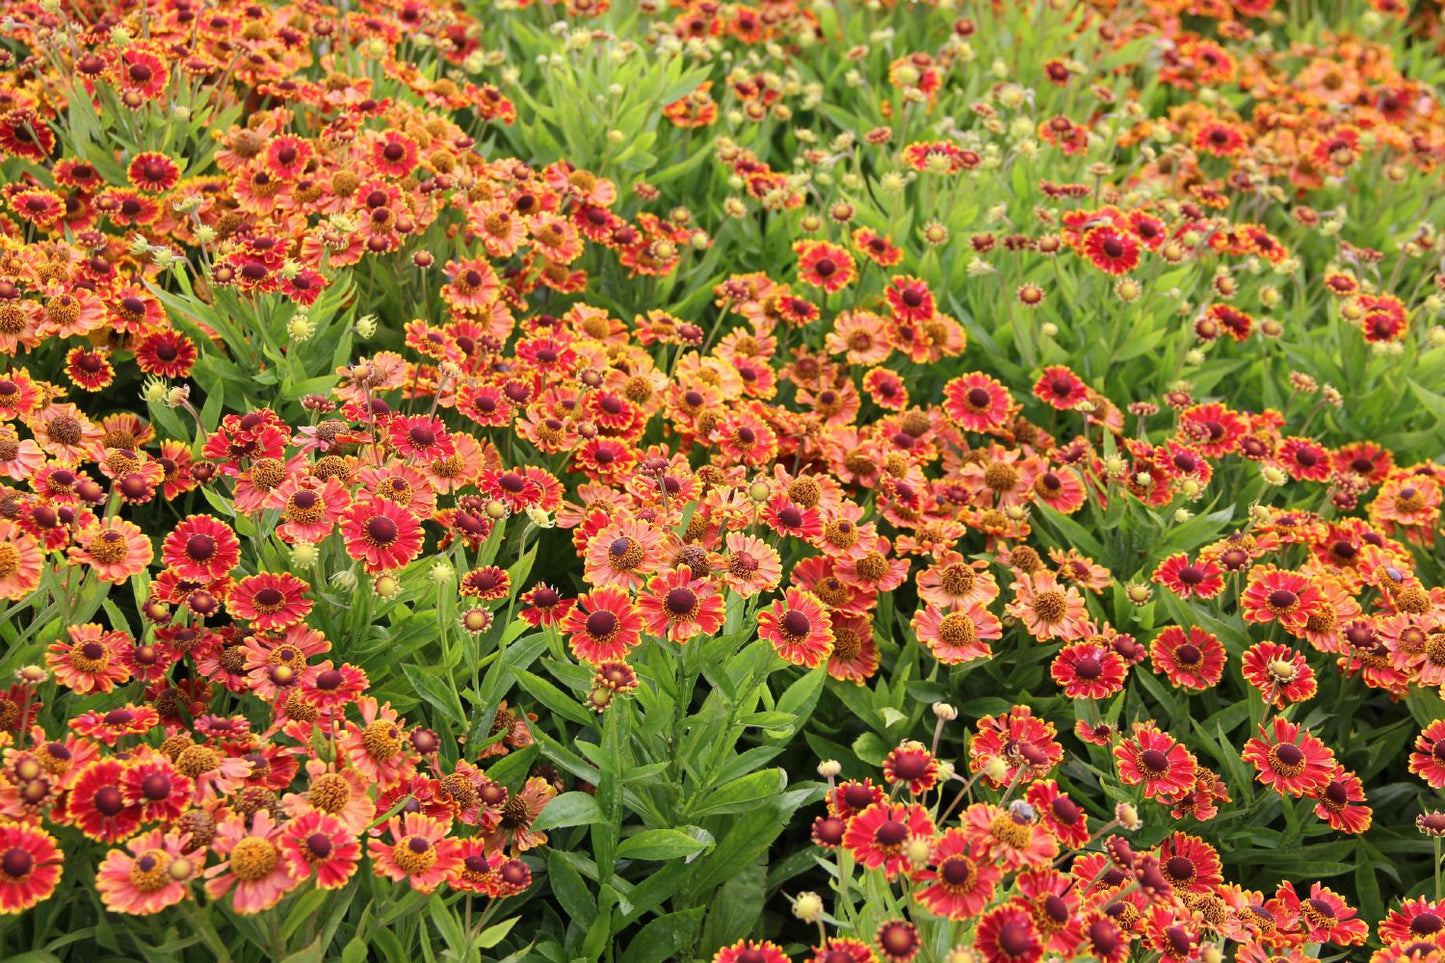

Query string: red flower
636 567 725 643
1025 781 1089 848
794 240 857 293
1151 554 1225 600
882 741 940 794
1240 641 1316 707
1032 366 1090 411
64 758 142 842
229 572 313 630
1081 226 1140 275
0 821 63 913
976 904 1043 963
914 828 999 920
1051 640 1128 699
1410 719 1445 789
1242 717 1335 797
757 589 835 669
340 498 425 574
161 515 241 580
841 802 935 879
1115 722 1197 802
562 586 643 664
278 810 361 891
1312 766 1372 834
1150 626 1226 691
1240 568 1322 635
1275 881 1369 946
943 373 1014 432
713 941 790 963
884 275 936 323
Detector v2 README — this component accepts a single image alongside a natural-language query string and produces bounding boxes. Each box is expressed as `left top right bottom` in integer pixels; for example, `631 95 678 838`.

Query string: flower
912 603 1000 665
95 829 195 915
1152 554 1225 600
757 589 835 668
1240 641 1316 707
368 812 461 894
1409 719 1445 789
67 518 152 584
842 802 935 879
1150 626 1226 691
45 624 132 694
1032 366 1090 410
0 820 62 914
1275 881 1369 946
882 741 940 794
340 498 425 573
1007 572 1089 642
1116 722 1197 802
1312 766 1372 834
914 828 1000 919
229 572 313 630
1241 568 1322 635
975 904 1044 963
1241 717 1335 798
204 811 298 914
161 514 241 580
562 586 644 664
713 942 790 963
1051 640 1128 698
637 567 725 643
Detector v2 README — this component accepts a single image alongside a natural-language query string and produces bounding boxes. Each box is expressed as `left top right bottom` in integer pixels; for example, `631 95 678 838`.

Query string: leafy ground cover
1 0 1445 960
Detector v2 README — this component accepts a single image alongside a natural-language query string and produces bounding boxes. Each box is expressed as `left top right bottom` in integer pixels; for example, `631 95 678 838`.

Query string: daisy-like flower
1051 640 1128 698
340 498 425 574
583 517 664 591
561 586 644 664
1150 626 1226 691
1240 641 1317 707
484 776 557 853
279 810 361 891
1025 781 1089 848
1275 881 1369 946
1032 366 1090 411
300 661 369 710
1409 719 1445 789
1241 567 1323 635
975 904 1044 963
720 532 782 597
1082 225 1140 275
842 802 935 879
914 828 1000 920
120 754 192 824
204 811 298 914
1312 766 1371 834
884 275 936 323
338 698 419 789
45 623 132 694
160 515 241 580
757 589 835 669
387 414 455 462
1007 572 1089 642
1155 831 1223 894
637 567 725 643
916 553 999 610
794 241 857 294
1152 554 1225 600
0 821 63 913
68 518 153 584
911 603 1000 665
713 941 790 963
1115 722 1197 802
283 762 376 834
943 373 1014 432
1378 897 1445 945
229 572 313 630
95 829 195 915
883 741 940 794
1242 717 1336 798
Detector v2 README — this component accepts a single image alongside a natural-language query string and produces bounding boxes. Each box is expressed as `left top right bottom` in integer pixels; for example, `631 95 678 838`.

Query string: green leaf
619 908 705 963
400 663 465 728
616 828 713 862
532 790 604 831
